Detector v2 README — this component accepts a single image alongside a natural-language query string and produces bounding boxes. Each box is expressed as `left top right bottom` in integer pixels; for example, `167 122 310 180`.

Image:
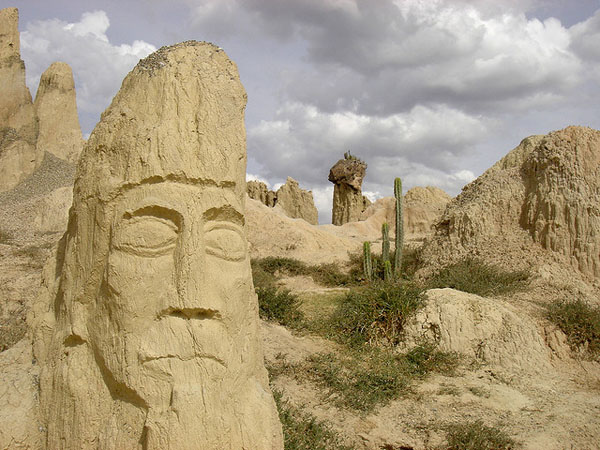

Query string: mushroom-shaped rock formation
328 156 369 225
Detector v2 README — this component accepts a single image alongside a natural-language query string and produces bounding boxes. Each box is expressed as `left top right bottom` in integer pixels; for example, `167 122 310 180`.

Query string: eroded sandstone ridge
359 186 451 239
247 177 319 224
248 179 277 207
0 7 83 193
32 41 283 449
0 7 40 191
329 155 370 225
424 126 600 280
34 62 84 162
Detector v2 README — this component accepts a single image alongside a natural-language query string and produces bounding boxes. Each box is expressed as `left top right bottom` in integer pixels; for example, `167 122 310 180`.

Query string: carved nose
173 236 223 314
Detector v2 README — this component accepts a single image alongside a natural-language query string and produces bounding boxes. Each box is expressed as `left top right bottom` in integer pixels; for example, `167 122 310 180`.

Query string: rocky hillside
422 126 600 285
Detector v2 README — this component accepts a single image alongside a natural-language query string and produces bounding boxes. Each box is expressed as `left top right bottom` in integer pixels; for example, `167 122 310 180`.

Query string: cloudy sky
7 0 600 222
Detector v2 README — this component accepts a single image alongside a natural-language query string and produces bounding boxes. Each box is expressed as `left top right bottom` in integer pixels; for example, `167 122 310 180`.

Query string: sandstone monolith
247 177 318 224
329 156 369 225
0 7 41 191
275 177 319 224
34 62 84 162
33 41 283 450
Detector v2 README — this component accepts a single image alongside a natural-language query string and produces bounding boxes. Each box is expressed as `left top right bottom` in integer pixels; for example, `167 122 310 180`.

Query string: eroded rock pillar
328 156 369 225
0 7 40 191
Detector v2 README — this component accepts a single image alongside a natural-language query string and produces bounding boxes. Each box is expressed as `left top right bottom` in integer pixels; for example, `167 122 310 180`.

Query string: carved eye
204 223 246 261
113 215 179 257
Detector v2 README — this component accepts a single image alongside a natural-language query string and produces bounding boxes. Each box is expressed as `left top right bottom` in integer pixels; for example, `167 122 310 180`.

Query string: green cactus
381 222 390 264
394 177 404 277
363 241 372 281
384 260 392 282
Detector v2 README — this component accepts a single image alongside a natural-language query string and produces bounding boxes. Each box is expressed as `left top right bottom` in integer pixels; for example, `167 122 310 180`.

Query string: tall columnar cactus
381 222 390 264
394 177 404 277
363 241 372 281
384 260 392 282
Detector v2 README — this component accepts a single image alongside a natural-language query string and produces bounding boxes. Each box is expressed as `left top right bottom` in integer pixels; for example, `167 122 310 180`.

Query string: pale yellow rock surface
423 127 600 283
248 179 276 206
0 339 41 449
32 186 73 233
357 187 451 240
523 126 600 279
401 288 553 374
245 185 450 265
0 7 41 192
34 62 84 162
246 196 360 264
31 41 283 449
275 177 319 225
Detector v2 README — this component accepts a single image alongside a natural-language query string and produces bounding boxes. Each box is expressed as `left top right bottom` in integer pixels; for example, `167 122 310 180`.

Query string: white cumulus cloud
21 10 156 134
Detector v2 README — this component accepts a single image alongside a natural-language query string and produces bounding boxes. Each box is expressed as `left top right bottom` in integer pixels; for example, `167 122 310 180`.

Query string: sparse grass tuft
443 420 516 450
329 280 425 346
309 262 354 287
547 299 600 358
427 258 530 297
252 257 355 288
272 389 356 450
254 256 308 278
274 344 459 413
0 228 13 245
257 285 305 328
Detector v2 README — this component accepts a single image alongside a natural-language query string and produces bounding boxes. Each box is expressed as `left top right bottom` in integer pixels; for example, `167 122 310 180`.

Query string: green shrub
444 420 516 450
330 280 425 346
310 262 353 287
251 259 278 289
427 258 529 297
547 299 600 357
272 389 355 450
401 246 424 280
257 286 304 327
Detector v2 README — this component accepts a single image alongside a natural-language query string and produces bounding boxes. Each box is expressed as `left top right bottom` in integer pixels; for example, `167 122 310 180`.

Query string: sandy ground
263 279 600 450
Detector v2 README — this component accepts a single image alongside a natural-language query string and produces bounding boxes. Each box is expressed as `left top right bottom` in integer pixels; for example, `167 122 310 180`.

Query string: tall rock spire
0 7 42 192
34 62 84 162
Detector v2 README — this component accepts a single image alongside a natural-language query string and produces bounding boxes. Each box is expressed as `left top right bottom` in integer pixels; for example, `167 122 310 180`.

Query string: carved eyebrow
123 205 182 229
203 206 245 226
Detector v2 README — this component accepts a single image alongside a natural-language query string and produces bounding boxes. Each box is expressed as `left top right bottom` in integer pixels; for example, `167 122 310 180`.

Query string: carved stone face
87 181 251 401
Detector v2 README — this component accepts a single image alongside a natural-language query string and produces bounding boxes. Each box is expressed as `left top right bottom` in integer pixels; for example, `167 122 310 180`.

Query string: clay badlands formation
1 5 600 450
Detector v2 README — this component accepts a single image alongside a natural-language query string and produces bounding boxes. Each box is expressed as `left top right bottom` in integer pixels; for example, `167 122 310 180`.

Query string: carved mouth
138 310 227 366
162 307 221 320
140 353 226 367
